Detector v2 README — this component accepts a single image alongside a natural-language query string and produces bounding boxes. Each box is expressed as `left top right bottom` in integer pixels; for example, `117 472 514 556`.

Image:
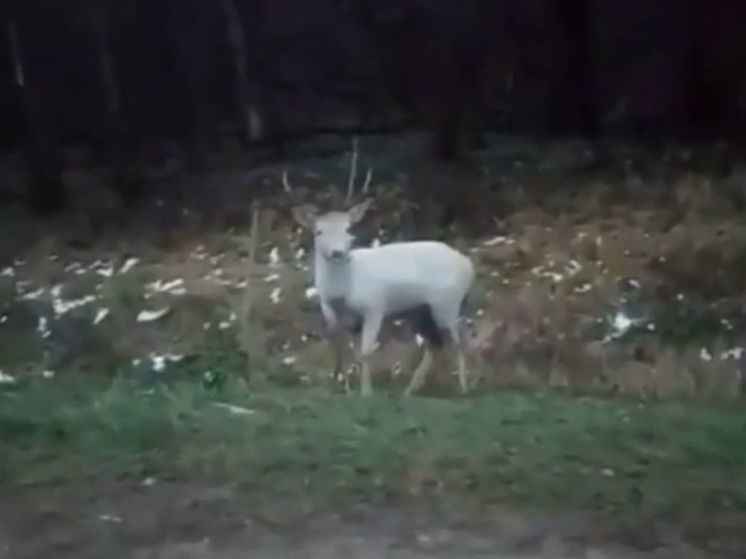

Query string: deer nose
329 249 345 260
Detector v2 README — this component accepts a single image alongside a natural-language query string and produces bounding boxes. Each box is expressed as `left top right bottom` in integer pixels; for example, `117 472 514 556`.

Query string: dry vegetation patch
0 137 744 399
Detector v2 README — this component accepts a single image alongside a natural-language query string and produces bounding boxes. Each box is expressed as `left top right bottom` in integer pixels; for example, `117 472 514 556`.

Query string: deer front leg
321 300 347 379
456 349 469 394
358 310 383 396
444 323 471 395
321 299 339 332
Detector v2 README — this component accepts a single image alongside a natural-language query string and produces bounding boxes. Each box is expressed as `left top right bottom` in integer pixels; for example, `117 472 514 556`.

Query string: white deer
292 199 476 396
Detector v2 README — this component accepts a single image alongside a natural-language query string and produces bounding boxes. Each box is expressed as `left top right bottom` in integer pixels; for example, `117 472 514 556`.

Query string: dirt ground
0 481 728 559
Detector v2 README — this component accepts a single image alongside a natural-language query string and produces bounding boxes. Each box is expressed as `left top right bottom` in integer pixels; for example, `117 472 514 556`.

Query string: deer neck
314 250 353 302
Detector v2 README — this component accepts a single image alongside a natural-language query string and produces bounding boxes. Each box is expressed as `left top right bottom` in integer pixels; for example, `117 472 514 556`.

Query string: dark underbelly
328 298 445 348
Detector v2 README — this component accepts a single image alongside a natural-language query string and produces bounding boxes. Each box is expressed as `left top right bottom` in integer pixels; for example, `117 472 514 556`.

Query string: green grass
2 374 746 522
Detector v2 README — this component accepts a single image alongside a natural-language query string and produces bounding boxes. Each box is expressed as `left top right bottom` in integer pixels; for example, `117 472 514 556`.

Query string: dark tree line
1 0 746 213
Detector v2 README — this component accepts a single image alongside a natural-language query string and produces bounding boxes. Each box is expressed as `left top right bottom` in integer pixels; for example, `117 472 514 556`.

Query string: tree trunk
92 0 143 205
429 33 467 160
219 0 263 144
427 1 492 161
555 0 598 139
433 103 463 160
7 15 66 213
166 0 212 170
260 81 287 159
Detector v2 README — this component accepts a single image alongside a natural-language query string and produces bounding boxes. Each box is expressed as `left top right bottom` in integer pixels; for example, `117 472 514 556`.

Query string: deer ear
292 204 318 229
348 198 373 224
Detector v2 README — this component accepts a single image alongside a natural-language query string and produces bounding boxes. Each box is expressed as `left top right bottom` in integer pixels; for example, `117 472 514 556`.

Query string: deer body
315 241 473 325
294 200 475 396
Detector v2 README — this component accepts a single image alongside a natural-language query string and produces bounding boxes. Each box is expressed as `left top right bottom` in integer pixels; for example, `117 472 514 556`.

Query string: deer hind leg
404 345 434 397
432 300 471 395
453 335 469 394
446 318 471 394
404 305 445 396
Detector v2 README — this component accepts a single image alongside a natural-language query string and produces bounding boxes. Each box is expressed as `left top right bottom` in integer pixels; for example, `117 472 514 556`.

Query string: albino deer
292 199 476 396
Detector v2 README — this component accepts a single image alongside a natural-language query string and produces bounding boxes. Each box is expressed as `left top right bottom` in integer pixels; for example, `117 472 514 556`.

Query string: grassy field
2 373 745 526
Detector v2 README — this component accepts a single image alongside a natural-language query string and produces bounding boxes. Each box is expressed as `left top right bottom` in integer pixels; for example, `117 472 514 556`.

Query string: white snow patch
268 247 281 267
37 316 51 339
270 287 282 304
191 245 209 260
120 258 140 274
53 295 97 317
136 308 170 323
149 353 183 372
574 282 593 294
213 402 254 416
603 311 643 342
612 312 633 333
565 260 582 276
21 287 45 300
145 279 186 297
721 347 744 361
482 236 509 247
93 308 110 325
90 260 114 277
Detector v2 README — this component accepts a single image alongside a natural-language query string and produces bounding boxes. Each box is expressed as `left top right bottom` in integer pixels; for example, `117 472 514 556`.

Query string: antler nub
345 135 374 202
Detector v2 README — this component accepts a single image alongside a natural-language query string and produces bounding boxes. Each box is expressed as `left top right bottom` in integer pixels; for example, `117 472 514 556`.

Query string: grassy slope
2 375 746 525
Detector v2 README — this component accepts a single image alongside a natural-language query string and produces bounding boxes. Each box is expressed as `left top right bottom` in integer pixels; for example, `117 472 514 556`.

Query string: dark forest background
1 0 746 213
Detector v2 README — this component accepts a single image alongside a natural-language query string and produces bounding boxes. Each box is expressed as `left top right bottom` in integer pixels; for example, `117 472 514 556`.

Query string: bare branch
281 168 293 193
361 168 373 196
345 135 359 203
236 200 262 380
219 0 258 141
7 19 24 88
92 6 120 118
